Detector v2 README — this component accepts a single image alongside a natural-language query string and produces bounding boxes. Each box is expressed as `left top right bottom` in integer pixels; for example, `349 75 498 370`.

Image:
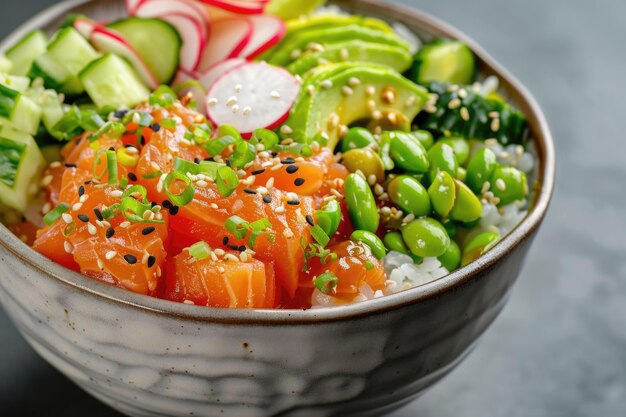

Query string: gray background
1 0 625 416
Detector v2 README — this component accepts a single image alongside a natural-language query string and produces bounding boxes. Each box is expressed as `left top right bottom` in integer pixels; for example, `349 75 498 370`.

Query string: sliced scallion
189 241 211 260
163 171 195 207
225 216 250 240
314 271 339 294
116 147 139 167
106 150 118 185
216 166 238 197
43 203 69 226
311 224 330 247
228 141 257 169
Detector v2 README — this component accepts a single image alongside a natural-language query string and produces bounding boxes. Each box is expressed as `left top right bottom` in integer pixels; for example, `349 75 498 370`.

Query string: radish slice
206 62 300 135
198 18 252 72
199 0 266 15
90 27 159 89
239 15 285 59
134 0 210 27
125 0 146 14
197 57 246 89
73 17 99 39
159 14 206 71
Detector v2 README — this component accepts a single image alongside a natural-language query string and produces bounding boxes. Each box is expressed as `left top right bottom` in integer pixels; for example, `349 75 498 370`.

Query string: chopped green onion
311 224 330 247
43 203 69 226
116 147 139 167
250 218 271 231
313 271 339 294
63 221 76 237
365 260 375 270
189 241 211 260
216 166 239 197
225 216 250 240
228 141 257 169
120 185 164 223
88 121 125 142
148 85 176 108
173 158 200 175
191 124 212 144
163 171 195 206
172 80 206 95
160 118 177 130
106 150 118 185
274 143 313 157
102 203 120 220
131 111 154 127
250 128 279 150
141 170 163 179
92 150 107 181
206 135 237 157
119 177 129 189
217 124 242 141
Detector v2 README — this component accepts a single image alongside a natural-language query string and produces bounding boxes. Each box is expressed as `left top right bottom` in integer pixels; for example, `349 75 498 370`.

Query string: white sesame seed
405 95 417 107
330 189 344 199
280 125 293 135
210 203 219 209
226 96 238 106
306 84 315 95
120 221 131 228
79 194 88 203
50 161 62 168
242 106 252 116
111 190 123 198
87 223 97 236
320 80 333 89
491 118 501 132
225 253 239 262
196 180 208 188
448 98 461 109
348 77 361 87
208 98 218 106
239 252 249 262
275 205 285 214
214 248 225 257
367 174 377 186
61 213 73 224
460 107 470 121
41 175 54 187
270 91 281 99
64 241 73 254
290 49 302 59
97 259 104 270
458 89 468 99
283 228 294 238
341 86 354 96
231 104 240 114
266 177 275 189
235 84 242 93
105 251 117 260
340 48 349 60
365 86 376 96
496 178 507 191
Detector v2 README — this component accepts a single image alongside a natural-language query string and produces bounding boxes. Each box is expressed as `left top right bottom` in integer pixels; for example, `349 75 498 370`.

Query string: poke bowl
0 0 554 416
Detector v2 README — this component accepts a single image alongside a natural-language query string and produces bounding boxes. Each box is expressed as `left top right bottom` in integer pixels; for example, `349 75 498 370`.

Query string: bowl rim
0 0 555 324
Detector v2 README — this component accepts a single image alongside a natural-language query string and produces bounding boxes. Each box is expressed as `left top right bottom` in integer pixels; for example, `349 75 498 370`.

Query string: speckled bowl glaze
0 1 554 416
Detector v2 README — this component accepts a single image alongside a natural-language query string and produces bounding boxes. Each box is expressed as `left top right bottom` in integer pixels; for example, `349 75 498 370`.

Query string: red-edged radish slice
125 0 145 14
73 17 99 39
197 57 246 89
198 18 252 72
90 27 159 89
159 14 206 71
198 0 266 15
206 62 300 135
134 0 210 27
239 15 285 59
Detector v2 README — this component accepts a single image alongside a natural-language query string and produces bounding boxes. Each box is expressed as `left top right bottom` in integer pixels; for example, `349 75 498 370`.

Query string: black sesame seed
94 208 104 221
128 173 138 181
147 255 156 268
169 205 179 215
229 244 239 250
222 236 229 246
225 160 232 167
78 185 85 197
294 178 305 187
77 214 90 223
305 215 315 227
251 168 266 175
142 226 155 236
114 110 128 119
194 157 201 164
124 144 134 148
271 152 278 157
64 163 77 168
204 157 214 162
238 245 246 252
286 165 299 174
106 227 115 239
263 194 272 204
281 158 296 165
162 200 173 209
108 147 115 152
151 201 157 208
287 200 300 206
150 123 161 132
124 254 137 265
244 188 257 195
140 136 146 146
84 180 92 185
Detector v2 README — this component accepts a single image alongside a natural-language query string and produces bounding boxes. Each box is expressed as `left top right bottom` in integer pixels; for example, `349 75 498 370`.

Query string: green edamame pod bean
315 199 341 237
461 231 500 266
427 143 458 183
383 231 423 263
389 132 429 173
351 230 387 259
344 173 379 233
438 240 461 271
388 175 431 217
437 137 470 165
466 147 497 193
409 130 434 150
490 166 529 206
340 127 376 153
450 179 482 222
401 217 450 258
456 166 467 182
428 171 456 218
342 148 385 183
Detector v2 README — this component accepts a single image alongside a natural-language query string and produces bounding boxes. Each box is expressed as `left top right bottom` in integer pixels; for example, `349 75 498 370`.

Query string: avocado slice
267 25 411 67
287 63 429 149
286 15 394 34
286 40 413 76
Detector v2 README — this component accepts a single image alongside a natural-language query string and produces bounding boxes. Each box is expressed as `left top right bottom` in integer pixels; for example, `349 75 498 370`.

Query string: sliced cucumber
26 87 65 138
0 73 30 93
29 53 70 91
5 30 48 76
0 84 42 135
0 55 12 73
411 39 476 85
107 18 181 85
79 53 150 109
0 126 46 211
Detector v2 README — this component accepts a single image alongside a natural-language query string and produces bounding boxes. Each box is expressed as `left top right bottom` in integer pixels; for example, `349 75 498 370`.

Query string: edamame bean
351 230 387 259
340 127 376 153
388 175 431 217
383 231 423 263
442 219 458 238
466 147 497 193
438 240 461 271
449 179 482 222
437 137 470 165
456 166 467 182
315 199 341 237
342 148 385 183
461 231 500 266
490 166 528 206
344 173 379 233
427 143 458 183
401 217 450 258
428 171 456 218
409 130 434 150
389 131 429 173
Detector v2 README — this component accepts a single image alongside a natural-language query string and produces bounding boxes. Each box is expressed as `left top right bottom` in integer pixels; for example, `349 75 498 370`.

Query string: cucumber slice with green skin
411 39 476 85
107 18 181 85
5 30 48 76
0 73 30 93
79 53 150 109
26 87 65 139
416 82 528 146
0 84 43 135
0 56 12 73
0 126 46 211
29 53 70 91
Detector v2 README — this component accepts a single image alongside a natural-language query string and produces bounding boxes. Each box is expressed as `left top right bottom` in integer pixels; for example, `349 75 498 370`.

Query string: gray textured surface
0 0 624 416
